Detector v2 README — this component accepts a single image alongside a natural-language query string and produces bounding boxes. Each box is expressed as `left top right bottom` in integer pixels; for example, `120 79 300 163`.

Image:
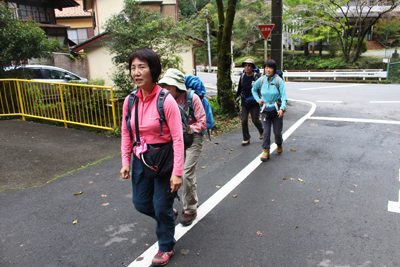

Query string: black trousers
241 105 263 141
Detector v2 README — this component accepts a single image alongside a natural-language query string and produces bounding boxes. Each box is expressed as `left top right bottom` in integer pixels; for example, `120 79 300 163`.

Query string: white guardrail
196 66 387 81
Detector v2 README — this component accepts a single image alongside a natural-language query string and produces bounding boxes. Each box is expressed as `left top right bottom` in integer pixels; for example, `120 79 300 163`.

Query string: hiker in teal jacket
251 59 287 162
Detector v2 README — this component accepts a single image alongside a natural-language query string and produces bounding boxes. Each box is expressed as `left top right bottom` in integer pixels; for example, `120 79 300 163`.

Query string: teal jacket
251 74 287 110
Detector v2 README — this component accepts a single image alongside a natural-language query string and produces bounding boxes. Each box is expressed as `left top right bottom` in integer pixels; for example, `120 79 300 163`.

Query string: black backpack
125 89 194 150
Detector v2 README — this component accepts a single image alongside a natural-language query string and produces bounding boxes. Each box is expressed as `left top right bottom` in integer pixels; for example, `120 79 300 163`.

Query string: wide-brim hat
242 58 256 69
158 68 187 91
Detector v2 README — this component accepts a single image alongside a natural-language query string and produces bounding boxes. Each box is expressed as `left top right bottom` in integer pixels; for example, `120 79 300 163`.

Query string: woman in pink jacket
120 49 184 266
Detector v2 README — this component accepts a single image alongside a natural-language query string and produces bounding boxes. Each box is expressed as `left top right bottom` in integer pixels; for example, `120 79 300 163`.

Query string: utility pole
271 0 283 70
206 10 212 73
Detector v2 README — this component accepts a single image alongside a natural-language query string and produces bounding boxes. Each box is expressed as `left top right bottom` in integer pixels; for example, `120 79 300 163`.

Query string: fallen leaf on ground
221 158 225 160
350 190 354 193
291 149 296 152
233 194 237 198
74 191 83 195
181 249 190 255
89 181 93 184
101 194 107 197
318 189 321 192
145 244 149 247
314 200 320 203
101 203 109 206
354 184 358 187
216 185 221 188
257 231 263 236
201 166 206 169
95 173 100 176
136 257 144 261
298 178 304 182
283 177 288 180
73 220 78 224
290 178 295 181
230 149 233 151
271 199 274 202
295 226 299 229
214 143 219 145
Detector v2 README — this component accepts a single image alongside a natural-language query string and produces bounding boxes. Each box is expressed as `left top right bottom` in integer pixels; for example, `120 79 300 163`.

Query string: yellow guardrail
0 79 123 131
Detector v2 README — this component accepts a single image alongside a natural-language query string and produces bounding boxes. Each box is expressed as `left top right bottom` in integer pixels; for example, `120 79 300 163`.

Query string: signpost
258 24 275 62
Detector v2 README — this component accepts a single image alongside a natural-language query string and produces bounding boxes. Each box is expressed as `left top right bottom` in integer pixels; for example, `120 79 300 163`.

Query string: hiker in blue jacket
235 58 264 146
251 59 287 162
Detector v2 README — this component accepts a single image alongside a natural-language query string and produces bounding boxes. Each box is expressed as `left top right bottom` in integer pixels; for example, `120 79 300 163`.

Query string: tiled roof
55 0 91 18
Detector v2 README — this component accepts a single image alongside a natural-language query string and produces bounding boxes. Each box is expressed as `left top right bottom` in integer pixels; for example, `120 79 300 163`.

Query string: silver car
14 65 88 83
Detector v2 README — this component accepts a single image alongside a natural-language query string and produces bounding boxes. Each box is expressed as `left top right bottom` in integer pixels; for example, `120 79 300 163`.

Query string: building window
67 29 89 45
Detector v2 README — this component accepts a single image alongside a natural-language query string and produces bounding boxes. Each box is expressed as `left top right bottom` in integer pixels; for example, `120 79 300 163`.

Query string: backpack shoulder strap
125 91 138 141
240 73 245 85
157 88 170 136
257 75 265 99
186 89 195 117
274 75 280 94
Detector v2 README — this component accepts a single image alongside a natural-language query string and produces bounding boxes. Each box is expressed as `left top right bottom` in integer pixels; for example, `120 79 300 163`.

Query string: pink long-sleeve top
175 92 207 134
121 85 184 177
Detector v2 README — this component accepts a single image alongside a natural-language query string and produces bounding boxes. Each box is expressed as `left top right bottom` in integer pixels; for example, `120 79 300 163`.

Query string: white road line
309 116 400 125
316 101 343 103
299 84 364 91
370 101 400 104
388 191 400 214
127 99 316 267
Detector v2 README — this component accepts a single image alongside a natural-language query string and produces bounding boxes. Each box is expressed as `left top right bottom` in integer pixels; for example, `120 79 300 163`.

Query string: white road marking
388 169 400 214
299 84 364 91
316 101 343 103
370 101 400 104
127 99 317 267
308 116 400 125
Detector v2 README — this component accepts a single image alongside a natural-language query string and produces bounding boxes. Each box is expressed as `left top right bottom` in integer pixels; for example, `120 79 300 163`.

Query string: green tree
324 0 399 62
104 0 190 92
374 16 400 46
0 2 58 73
285 0 400 62
207 0 238 116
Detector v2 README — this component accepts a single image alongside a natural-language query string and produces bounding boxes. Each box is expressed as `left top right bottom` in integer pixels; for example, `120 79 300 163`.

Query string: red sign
258 24 275 39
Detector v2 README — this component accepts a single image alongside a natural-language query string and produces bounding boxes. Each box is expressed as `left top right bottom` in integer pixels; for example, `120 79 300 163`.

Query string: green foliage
208 96 223 116
0 2 59 71
282 53 384 70
104 0 189 92
392 39 400 48
374 17 400 40
351 37 368 54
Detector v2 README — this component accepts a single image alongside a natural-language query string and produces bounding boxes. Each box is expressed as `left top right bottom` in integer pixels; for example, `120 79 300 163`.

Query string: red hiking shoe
152 249 175 266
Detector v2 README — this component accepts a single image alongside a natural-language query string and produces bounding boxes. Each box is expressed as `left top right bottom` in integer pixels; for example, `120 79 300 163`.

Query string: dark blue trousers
131 155 176 252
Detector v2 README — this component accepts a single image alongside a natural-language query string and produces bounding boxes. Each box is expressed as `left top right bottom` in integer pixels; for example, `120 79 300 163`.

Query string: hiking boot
180 212 197 226
152 249 175 266
173 208 178 220
242 139 250 146
260 149 270 162
259 133 263 140
277 144 283 154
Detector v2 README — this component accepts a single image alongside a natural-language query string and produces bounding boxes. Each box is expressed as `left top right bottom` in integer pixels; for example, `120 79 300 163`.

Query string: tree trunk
304 42 309 56
215 0 237 116
318 40 323 58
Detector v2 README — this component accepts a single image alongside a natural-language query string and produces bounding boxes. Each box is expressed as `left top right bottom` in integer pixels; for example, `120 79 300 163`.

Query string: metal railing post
15 80 25 121
59 84 68 128
109 88 117 129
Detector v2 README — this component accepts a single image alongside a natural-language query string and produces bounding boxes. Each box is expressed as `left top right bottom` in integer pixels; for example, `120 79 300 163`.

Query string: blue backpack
184 75 215 138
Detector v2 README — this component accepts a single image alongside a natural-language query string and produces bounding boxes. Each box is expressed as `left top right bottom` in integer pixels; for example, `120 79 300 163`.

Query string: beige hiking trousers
182 134 204 214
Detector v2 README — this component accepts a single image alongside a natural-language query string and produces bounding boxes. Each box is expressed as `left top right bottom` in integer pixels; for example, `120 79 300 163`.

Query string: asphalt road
1 81 399 267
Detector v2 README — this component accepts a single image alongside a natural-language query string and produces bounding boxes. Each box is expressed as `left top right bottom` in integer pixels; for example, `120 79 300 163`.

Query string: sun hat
158 68 187 91
242 58 256 69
